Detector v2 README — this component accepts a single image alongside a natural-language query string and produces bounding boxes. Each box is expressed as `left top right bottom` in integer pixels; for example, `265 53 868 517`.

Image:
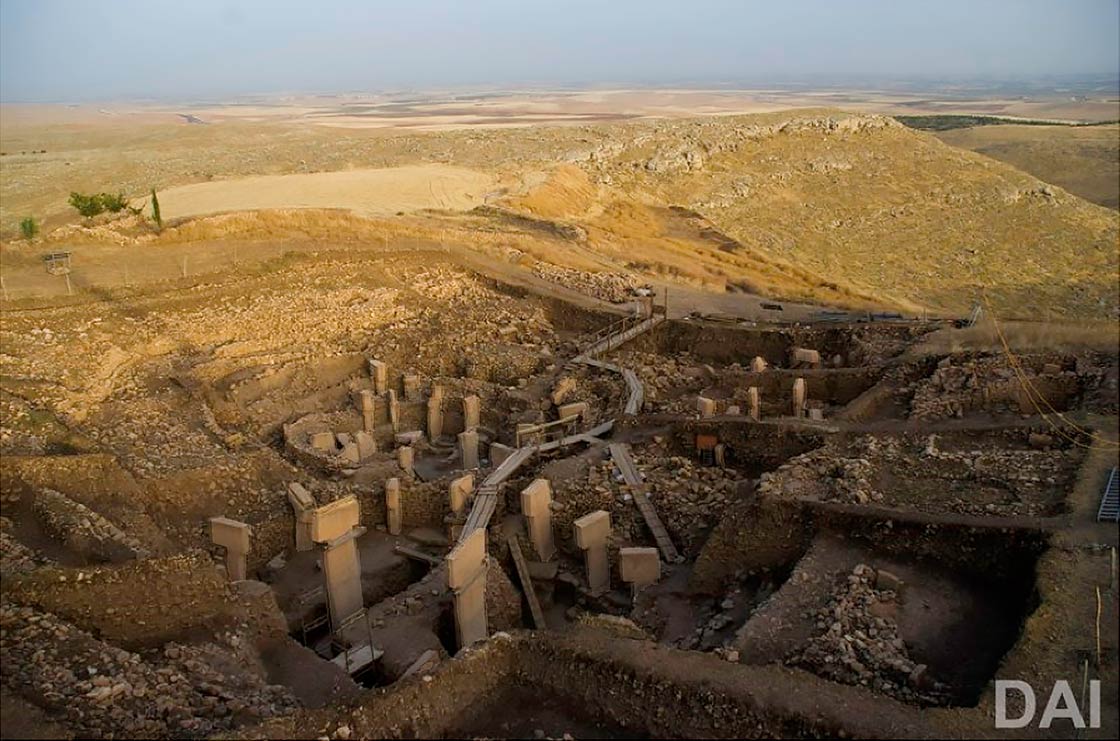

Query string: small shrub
101 192 129 213
19 216 39 240
68 191 132 218
69 192 104 218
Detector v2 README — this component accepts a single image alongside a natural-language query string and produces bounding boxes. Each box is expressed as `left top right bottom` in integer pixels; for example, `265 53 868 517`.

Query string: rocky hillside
4 108 1116 319
499 110 1118 319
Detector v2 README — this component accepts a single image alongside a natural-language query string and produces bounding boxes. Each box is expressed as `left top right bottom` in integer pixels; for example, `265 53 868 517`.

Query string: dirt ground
152 165 498 220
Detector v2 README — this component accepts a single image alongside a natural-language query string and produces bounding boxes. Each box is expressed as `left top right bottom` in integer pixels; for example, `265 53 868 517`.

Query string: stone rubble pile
0 520 44 576
761 432 1079 517
0 603 299 737
531 263 643 303
620 350 720 414
787 564 948 705
630 447 747 556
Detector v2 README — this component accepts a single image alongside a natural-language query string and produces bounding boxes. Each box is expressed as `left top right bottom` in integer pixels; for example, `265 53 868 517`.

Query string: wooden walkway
455 312 664 547
609 442 681 563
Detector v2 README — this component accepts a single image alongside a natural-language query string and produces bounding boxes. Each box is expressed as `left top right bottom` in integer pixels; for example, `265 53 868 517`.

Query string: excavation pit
1 249 1115 738
734 532 1043 707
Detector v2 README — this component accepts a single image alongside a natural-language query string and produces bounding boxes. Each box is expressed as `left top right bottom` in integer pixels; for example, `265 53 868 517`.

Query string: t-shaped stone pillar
747 386 761 422
520 479 556 561
354 430 377 460
446 527 488 649
359 390 376 434
286 482 315 552
427 386 444 439
573 510 611 596
751 356 768 373
792 378 806 418
619 546 660 598
210 517 252 581
459 430 479 470
402 374 422 402
462 395 481 431
311 496 367 630
449 473 474 515
369 360 388 395
387 389 401 433
397 446 414 477
697 396 716 418
385 477 402 535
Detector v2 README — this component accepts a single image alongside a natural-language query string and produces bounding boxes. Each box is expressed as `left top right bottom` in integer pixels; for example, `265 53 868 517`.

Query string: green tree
19 216 39 240
150 188 162 231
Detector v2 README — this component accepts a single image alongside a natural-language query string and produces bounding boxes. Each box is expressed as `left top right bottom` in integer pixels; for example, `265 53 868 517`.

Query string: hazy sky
1 0 1117 102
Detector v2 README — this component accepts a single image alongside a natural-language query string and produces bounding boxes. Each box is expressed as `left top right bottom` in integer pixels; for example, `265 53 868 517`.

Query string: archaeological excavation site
0 247 1116 740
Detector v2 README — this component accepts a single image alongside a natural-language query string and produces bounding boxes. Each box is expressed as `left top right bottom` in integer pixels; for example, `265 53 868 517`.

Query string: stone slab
573 510 610 549
619 546 660 586
311 496 360 543
210 516 251 553
447 527 486 590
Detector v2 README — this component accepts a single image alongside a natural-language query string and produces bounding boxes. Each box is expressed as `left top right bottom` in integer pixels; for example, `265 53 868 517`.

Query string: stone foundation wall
237 625 953 739
245 513 295 571
690 495 810 594
664 420 825 473
2 553 236 650
397 478 449 530
640 321 926 367
728 368 879 410
516 630 941 739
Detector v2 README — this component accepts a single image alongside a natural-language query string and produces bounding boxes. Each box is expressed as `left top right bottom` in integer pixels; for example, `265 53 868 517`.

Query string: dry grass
582 112 1118 319
937 124 1120 210
2 107 1117 319
906 318 1120 357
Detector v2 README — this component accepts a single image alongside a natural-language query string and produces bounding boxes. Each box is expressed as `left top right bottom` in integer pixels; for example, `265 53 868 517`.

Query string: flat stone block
619 546 660 586
573 510 610 549
287 482 314 510
489 442 515 467
447 528 486 590
210 516 251 553
310 432 336 452
354 430 377 460
557 401 589 422
338 441 361 464
311 496 361 543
